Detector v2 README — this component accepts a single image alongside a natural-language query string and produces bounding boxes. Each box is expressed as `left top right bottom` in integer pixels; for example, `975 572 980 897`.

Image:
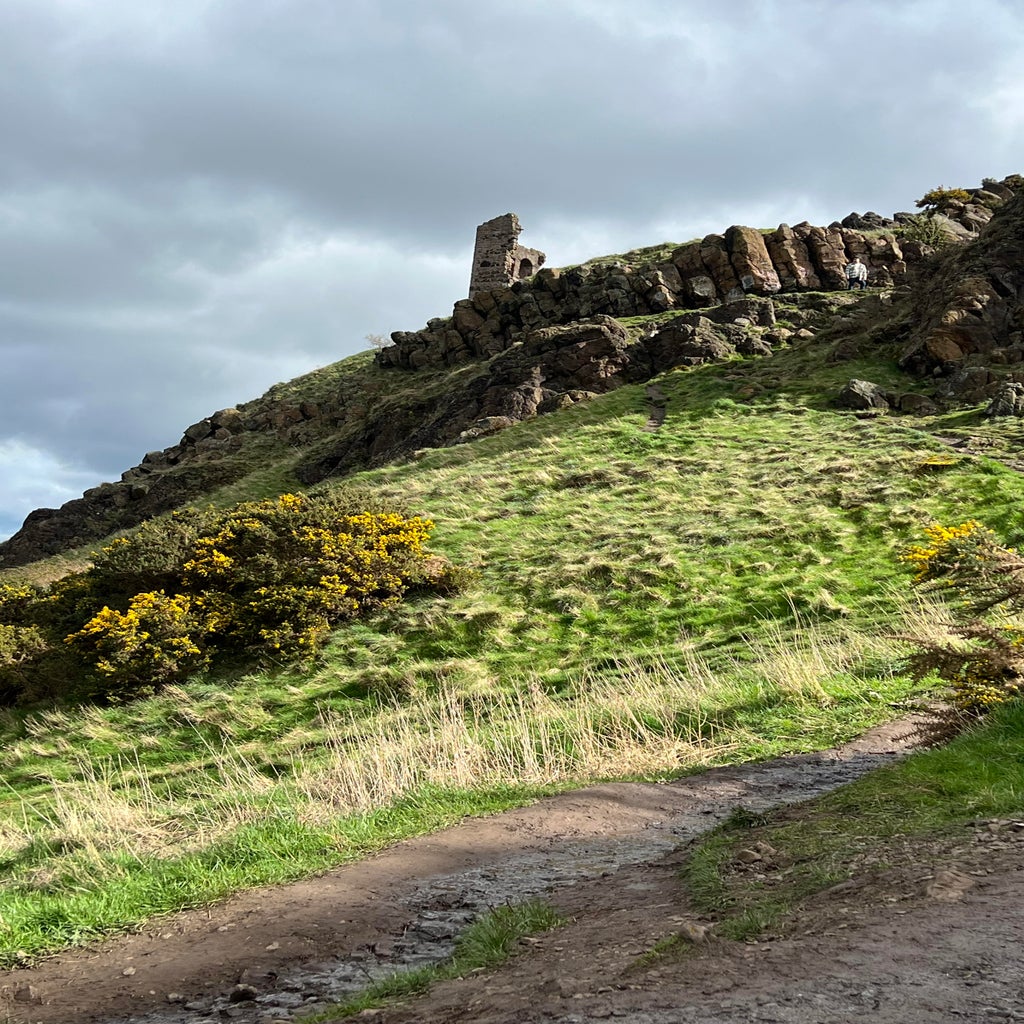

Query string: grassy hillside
1 295 1023 963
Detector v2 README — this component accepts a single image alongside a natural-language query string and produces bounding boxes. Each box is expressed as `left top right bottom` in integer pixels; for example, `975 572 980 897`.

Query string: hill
1 177 1019 568
0 176 1022 1020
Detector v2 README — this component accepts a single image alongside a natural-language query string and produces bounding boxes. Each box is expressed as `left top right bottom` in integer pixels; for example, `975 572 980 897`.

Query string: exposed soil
4 718 1021 1024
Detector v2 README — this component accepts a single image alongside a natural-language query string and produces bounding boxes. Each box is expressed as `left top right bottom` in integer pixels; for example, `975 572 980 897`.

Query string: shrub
0 581 40 624
0 623 50 703
915 186 972 212
178 495 437 660
898 214 955 249
88 511 216 605
67 591 208 702
902 521 1024 727
0 491 462 704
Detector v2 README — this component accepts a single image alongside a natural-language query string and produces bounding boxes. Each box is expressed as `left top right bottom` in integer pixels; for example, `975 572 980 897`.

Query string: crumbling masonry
468 213 546 297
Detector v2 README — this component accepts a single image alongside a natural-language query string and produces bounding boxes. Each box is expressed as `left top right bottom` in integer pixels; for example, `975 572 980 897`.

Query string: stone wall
468 213 546 297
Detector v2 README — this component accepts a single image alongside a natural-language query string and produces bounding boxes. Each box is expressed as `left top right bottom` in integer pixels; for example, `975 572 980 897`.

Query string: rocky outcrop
899 189 1024 391
298 299 782 484
381 223 907 372
384 178 1016 377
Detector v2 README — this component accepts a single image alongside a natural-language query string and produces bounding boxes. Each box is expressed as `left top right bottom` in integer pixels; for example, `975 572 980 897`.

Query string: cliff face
1 179 1019 569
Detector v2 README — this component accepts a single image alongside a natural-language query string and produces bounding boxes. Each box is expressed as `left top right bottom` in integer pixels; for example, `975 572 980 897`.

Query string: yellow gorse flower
900 520 981 581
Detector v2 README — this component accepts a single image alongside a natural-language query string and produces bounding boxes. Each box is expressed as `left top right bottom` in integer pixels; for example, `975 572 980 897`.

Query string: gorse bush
67 591 208 702
915 186 972 212
0 492 458 705
902 521 1024 723
177 495 438 658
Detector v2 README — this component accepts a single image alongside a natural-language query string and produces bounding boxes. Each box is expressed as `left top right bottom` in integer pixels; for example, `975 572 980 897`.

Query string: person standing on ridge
844 257 868 290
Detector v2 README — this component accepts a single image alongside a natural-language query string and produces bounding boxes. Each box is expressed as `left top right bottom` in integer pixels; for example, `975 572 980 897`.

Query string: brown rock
182 419 212 443
836 379 893 411
767 225 821 290
898 393 940 415
796 223 848 290
700 234 744 302
452 300 485 338
726 225 781 295
923 329 966 363
672 240 719 305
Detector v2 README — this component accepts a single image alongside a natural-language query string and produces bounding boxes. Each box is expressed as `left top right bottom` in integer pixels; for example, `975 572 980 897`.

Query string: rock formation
297 298 783 484
899 187 1024 401
383 185 1009 375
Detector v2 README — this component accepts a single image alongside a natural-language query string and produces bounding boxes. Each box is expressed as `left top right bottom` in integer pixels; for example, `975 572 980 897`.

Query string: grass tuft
307 900 566 1020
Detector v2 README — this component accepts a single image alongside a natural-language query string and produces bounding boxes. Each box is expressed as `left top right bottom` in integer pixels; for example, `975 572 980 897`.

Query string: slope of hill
0 178 1022 1015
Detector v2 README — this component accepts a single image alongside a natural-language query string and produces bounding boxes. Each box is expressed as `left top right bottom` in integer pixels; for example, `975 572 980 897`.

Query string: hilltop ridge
1 176 1020 568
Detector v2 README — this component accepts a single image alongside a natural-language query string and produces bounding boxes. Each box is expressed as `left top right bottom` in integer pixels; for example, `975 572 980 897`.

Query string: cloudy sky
1 0 1022 541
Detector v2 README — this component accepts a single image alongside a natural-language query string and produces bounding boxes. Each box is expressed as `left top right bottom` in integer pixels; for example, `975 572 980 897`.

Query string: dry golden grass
0 619 898 888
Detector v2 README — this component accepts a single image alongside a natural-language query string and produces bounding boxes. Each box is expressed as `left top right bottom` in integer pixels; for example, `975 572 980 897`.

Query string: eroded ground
6 719 1020 1024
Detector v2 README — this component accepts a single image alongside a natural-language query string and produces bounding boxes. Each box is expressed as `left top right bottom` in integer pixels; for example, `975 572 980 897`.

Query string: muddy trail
0 718 965 1024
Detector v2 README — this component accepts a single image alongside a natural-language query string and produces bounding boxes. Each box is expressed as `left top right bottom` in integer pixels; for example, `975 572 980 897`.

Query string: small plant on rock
898 214 955 248
915 186 972 213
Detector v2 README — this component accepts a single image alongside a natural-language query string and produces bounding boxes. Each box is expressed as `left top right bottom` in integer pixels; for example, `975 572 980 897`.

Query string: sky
1 0 1022 541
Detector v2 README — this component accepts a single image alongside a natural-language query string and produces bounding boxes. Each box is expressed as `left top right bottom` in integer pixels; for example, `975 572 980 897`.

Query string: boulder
796 223 848 290
210 407 243 432
935 365 996 404
452 299 486 338
455 416 518 443
671 241 719 306
985 382 1024 417
841 211 893 230
182 419 212 443
836 379 893 411
898 393 940 415
700 234 744 302
767 225 821 290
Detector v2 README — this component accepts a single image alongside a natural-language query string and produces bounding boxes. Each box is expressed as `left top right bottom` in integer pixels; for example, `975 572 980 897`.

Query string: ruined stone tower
468 213 546 298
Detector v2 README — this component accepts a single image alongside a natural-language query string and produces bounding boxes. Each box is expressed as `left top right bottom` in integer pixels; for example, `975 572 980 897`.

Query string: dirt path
0 718 985 1024
643 383 667 431
378 841 1024 1024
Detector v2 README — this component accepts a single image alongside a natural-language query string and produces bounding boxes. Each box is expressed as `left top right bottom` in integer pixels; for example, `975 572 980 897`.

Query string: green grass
3 306 1024 962
680 699 1024 942
307 900 565 1021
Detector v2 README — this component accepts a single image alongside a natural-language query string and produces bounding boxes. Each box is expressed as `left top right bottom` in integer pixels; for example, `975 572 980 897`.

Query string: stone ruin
468 213 546 297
